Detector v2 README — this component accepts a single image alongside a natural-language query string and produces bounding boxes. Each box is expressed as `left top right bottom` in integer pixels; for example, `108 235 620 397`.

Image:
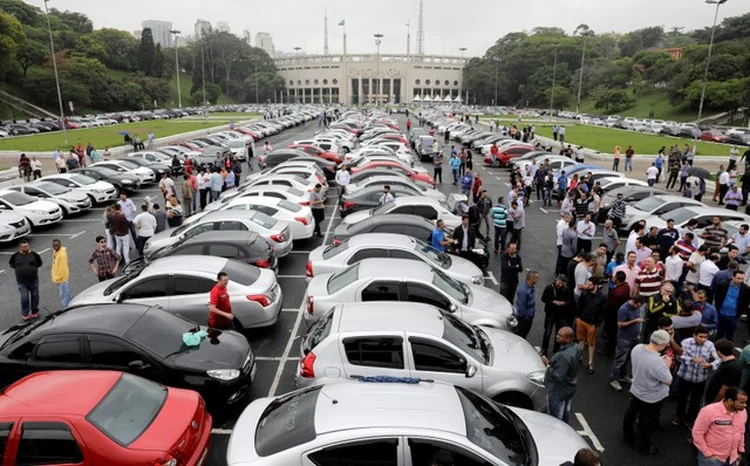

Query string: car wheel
493 391 534 410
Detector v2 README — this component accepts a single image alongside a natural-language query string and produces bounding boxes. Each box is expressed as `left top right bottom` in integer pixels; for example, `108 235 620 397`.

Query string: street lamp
458 47 467 58
374 33 383 105
697 0 728 124
550 44 560 119
293 47 302 103
42 0 67 144
255 62 259 104
170 30 182 108
493 56 501 106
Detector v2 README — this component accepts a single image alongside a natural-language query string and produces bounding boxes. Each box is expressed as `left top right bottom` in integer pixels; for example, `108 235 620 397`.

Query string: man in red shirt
472 173 483 204
209 272 234 329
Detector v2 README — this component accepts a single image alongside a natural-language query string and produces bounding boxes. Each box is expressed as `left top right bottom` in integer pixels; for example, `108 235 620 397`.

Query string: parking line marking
540 207 549 214
0 269 5 274
59 219 104 223
26 233 77 238
503 183 511 187
574 412 605 452
0 252 12 255
211 428 233 435
256 356 300 361
282 308 300 313
68 230 86 240
269 203 340 397
485 271 499 286
277 275 307 279
38 248 50 254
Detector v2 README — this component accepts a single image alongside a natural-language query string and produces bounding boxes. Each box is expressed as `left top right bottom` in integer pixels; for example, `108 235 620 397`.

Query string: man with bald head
542 326 581 423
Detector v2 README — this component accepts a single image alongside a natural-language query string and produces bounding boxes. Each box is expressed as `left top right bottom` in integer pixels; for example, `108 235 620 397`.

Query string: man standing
110 204 131 265
610 296 645 392
604 270 632 356
657 219 680 261
674 326 721 428
614 251 639 293
699 253 721 300
89 235 121 282
515 270 540 339
181 174 194 218
491 196 509 254
509 200 525 250
703 217 730 253
704 339 741 404
309 184 326 238
208 272 235 330
692 387 747 466
335 166 350 197
576 277 606 374
118 192 138 241
433 150 444 184
209 167 223 202
714 270 748 341
646 163 658 187
451 216 476 260
602 220 620 263
573 253 595 305
431 219 455 253
378 185 394 205
133 205 157 256
198 169 211 210
152 203 167 234
623 330 673 455
159 171 176 199
718 168 731 205
476 190 492 239
51 239 71 309
541 275 570 356
624 145 635 172
608 193 627 231
576 213 595 253
500 242 523 304
732 223 750 261
560 219 578 275
9 239 42 320
634 257 663 298
542 327 581 423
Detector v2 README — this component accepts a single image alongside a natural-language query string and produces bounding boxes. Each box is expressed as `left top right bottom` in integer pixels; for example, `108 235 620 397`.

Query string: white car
40 173 118 204
342 196 462 230
92 160 156 184
9 181 92 216
345 175 446 202
621 195 706 232
644 206 750 232
0 129 9 138
128 151 174 164
245 166 322 187
0 211 31 243
598 176 649 193
226 174 321 200
209 186 312 214
216 196 315 240
306 232 484 284
303 258 516 330
0 190 63 227
226 139 249 161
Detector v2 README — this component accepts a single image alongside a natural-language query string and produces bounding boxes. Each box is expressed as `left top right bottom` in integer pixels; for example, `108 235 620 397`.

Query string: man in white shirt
646 163 659 187
379 185 394 205
732 223 750 261
685 245 708 287
575 147 585 163
335 167 350 197
718 169 730 205
159 172 176 199
117 193 137 241
133 204 157 255
626 225 646 255
698 252 721 299
576 214 596 253
556 212 573 275
664 246 684 286
197 169 211 211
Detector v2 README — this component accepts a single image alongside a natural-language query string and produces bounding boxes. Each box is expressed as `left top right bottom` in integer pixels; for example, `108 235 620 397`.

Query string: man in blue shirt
691 289 719 333
714 270 748 341
431 219 454 253
610 296 645 392
209 167 224 202
515 270 540 339
557 171 569 205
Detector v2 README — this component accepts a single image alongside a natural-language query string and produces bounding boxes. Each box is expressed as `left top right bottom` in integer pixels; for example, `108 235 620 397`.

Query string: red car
700 129 728 143
231 127 261 141
174 141 202 151
379 133 410 145
351 160 435 186
0 371 212 466
288 144 344 164
484 144 536 167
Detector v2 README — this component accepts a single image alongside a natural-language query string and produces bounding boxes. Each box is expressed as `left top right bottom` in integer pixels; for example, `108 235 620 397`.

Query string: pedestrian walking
542 327 581 423
209 272 236 330
552 125 559 141
476 190 492 239
673 325 721 428
692 387 747 466
30 156 42 180
433 151 444 184
51 239 71 309
559 125 566 143
133 204 157 255
491 197 508 253
310 184 326 237
514 270 540 339
18 153 31 182
181 174 194 218
500 242 523 304
89 235 121 282
147 131 155 150
449 152 461 185
472 173 483 204
541 275 571 356
335 166 350 197
509 201 525 250
117 192 138 242
110 204 131 265
610 296 645 391
646 163 658 187
460 171 473 198
8 239 42 320
576 277 606 374
624 145 635 172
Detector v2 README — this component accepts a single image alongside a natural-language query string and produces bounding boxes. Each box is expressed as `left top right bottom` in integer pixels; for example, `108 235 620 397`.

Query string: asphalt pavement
0 114 733 466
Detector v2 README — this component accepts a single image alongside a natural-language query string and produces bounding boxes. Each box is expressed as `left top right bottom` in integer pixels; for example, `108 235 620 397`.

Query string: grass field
0 120 221 152
535 125 734 157
572 90 697 122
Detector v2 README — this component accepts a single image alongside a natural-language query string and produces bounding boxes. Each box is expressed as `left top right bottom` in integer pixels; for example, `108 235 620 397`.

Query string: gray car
9 181 92 216
68 256 283 329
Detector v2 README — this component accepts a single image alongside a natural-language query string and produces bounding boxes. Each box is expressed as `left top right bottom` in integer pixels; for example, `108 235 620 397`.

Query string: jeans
612 158 619 171
480 215 491 238
666 172 678 190
542 312 567 355
717 314 738 341
675 377 706 424
623 396 663 451
516 315 534 339
58 281 72 308
115 234 131 265
210 190 221 202
543 187 552 206
17 280 39 316
610 339 638 380
452 169 459 184
625 158 633 172
648 179 655 187
136 235 151 256
433 167 442 184
697 452 732 466
576 238 592 253
493 225 507 252
547 392 573 423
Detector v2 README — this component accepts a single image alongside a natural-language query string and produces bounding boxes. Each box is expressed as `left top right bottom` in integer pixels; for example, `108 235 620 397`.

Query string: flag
338 20 345 26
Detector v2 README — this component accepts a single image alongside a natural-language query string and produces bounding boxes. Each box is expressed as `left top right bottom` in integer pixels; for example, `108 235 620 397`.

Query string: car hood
24 199 60 213
144 228 180 253
0 210 27 224
624 205 648 219
341 209 372 225
644 216 667 231
167 328 251 371
482 327 544 372
67 279 116 307
443 256 484 283
58 190 89 203
89 181 116 191
508 407 590 466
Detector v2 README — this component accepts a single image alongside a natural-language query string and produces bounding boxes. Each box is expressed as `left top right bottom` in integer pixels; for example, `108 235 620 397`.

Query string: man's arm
691 409 714 457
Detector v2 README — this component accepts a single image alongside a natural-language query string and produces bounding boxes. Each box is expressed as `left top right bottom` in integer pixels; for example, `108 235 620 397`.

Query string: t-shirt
617 303 641 341
154 211 167 233
209 284 233 328
133 212 157 237
574 263 591 297
159 177 176 197
636 268 663 297
646 166 658 180
704 359 741 404
309 191 324 210
703 226 728 250
630 344 673 403
431 228 446 253
8 251 43 284
686 252 705 284
699 260 720 287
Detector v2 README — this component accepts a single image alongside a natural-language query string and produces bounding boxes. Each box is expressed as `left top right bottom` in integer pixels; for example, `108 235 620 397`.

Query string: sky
31 0 750 57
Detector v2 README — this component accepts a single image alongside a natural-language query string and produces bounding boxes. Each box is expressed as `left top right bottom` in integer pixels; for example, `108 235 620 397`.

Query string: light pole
42 0 67 144
697 0 728 124
255 62 259 104
550 44 560 118
374 33 383 105
170 30 182 108
293 47 302 103
493 56 501 106
459 47 467 59
574 27 593 114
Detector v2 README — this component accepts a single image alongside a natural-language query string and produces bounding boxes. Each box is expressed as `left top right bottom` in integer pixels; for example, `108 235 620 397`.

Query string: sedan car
339 185 435 217
620 195 705 232
288 144 344 164
700 129 728 143
345 175 446 201
92 160 156 184
298 302 539 407
227 373 587 466
644 206 750 231
0 190 63 227
303 258 515 330
350 161 435 186
342 196 461 230
0 304 256 405
598 176 649 193
209 186 311 211
69 256 283 329
0 370 213 466
333 213 435 245
258 149 308 170
213 196 315 240
597 186 666 222
144 210 292 257
9 180 92 216
40 172 118 204
71 166 141 193
0 210 31 242
122 156 173 178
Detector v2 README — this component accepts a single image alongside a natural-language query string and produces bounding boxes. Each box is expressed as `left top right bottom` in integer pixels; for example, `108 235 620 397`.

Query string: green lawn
535 125 734 157
0 120 222 152
205 112 259 118
573 90 696 122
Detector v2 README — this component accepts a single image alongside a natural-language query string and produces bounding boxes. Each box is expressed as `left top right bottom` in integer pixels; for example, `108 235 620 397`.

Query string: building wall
142 20 172 48
275 54 465 104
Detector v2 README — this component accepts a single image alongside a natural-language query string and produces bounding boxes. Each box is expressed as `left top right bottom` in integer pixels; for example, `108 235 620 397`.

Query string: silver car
0 211 30 243
306 233 484 284
144 210 292 257
341 196 461 230
9 180 92 216
68 256 283 329
621 194 705 232
40 173 118 204
303 258 516 330
227 372 586 466
345 175 446 202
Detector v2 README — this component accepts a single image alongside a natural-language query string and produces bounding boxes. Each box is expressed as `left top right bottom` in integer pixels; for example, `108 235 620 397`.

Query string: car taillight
295 216 309 225
306 295 314 314
255 259 270 268
332 238 341 245
316 174 324 182
247 294 272 307
343 200 354 210
154 455 178 466
300 352 316 378
300 201 310 206
306 261 313 277
271 233 286 242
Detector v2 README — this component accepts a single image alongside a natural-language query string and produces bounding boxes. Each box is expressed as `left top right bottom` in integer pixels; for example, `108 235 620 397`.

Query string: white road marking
494 176 503 181
68 230 87 240
211 428 233 435
58 219 103 223
282 308 301 313
0 252 12 255
289 250 313 254
268 203 340 397
575 412 605 452
277 275 307 279
38 248 50 254
485 271 499 286
503 183 511 187
256 356 300 361
0 269 5 274
25 233 78 238
540 207 549 214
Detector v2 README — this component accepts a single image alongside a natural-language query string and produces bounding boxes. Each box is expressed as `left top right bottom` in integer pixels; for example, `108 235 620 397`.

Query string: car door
118 276 171 309
26 335 88 373
403 282 454 314
302 437 401 466
13 420 89 466
407 437 494 466
218 220 250 232
169 275 217 324
340 335 407 380
412 205 439 221
407 336 482 392
346 248 389 266
85 334 164 383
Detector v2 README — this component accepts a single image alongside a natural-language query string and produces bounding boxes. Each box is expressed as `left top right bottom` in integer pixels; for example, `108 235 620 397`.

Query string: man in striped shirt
675 232 697 261
635 257 663 298
491 196 508 254
673 326 721 428
702 217 729 252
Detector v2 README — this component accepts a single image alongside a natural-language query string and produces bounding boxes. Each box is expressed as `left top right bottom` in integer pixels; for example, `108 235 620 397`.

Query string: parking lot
0 113 716 465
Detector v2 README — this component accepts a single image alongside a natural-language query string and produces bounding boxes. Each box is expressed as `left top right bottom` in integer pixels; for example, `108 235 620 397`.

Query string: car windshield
279 200 302 212
118 160 139 170
633 197 667 212
1 191 36 206
229 140 245 148
86 373 167 446
124 308 197 357
36 182 70 195
221 259 261 286
255 386 321 457
432 268 468 304
327 263 359 294
414 238 451 268
69 174 97 185
455 386 533 466
250 211 277 229
660 207 696 224
442 313 487 363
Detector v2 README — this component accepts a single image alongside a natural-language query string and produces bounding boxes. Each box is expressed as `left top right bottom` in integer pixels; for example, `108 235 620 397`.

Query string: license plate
250 363 257 382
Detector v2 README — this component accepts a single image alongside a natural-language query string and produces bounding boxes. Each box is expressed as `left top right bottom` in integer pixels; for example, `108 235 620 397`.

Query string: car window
308 439 399 466
410 338 466 373
207 244 242 258
173 276 216 296
327 263 360 294
88 336 143 367
0 422 11 460
413 205 438 220
343 337 404 369
173 244 205 256
220 259 261 286
32 336 82 364
405 283 452 310
389 205 413 215
696 216 713 228
183 222 215 239
255 386 321 457
361 281 401 301
408 438 493 466
219 221 249 231
17 422 84 466
347 248 388 264
322 240 349 259
121 277 169 300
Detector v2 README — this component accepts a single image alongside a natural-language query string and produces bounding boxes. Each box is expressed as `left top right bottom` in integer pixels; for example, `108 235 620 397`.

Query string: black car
347 168 413 186
725 133 750 147
71 167 141 193
5 123 39 135
259 149 308 170
0 304 255 406
192 145 232 170
123 230 277 274
340 185 424 216
597 186 666 223
122 156 173 177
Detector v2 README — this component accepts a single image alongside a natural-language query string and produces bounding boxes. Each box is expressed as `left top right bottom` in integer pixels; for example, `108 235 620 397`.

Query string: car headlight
207 369 240 381
506 315 518 328
528 370 546 386
121 179 133 184
471 248 486 255
472 275 484 285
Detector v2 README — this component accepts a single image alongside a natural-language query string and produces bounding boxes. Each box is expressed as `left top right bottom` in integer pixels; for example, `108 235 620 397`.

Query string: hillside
168 73 238 107
571 89 697 122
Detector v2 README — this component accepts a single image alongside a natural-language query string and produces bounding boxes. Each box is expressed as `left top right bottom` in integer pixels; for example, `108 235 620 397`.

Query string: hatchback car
620 195 705 232
40 173 118 204
332 213 436 245
0 304 255 405
342 196 462 229
227 378 587 466
597 176 649 193
71 166 141 193
9 181 92 216
303 258 515 330
0 210 30 243
351 161 435 186
0 190 63 227
298 302 541 408
0 370 212 466
258 149 308 170
69 256 283 329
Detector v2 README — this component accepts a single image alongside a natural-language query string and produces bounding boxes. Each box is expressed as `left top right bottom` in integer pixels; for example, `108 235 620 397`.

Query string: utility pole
255 62 259 104
695 0 728 150
43 0 67 144
374 33 383 106
458 47 467 58
550 44 560 118
170 30 182 108
201 44 208 130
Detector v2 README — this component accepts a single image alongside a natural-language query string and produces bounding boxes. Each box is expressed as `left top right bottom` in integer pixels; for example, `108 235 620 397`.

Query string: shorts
575 318 597 346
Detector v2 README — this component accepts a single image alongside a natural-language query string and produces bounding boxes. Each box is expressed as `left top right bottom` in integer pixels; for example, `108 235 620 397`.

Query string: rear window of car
287 187 305 197
255 386 321 457
87 374 167 446
221 259 261 286
250 211 278 229
279 200 302 213
327 263 360 294
321 240 349 259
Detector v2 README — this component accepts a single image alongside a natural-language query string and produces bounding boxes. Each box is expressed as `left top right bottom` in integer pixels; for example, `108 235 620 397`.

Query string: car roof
390 196 442 206
355 257 434 280
141 255 228 275
348 233 417 249
0 370 123 416
674 206 750 217
314 380 465 436
335 301 444 336
354 214 433 229
200 210 262 221
42 303 150 334
181 230 259 245
649 195 703 204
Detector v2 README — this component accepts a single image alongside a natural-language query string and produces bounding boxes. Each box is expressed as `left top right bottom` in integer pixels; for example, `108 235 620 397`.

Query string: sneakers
587 364 595 374
22 315 30 321
610 380 623 392
619 376 633 384
29 313 39 319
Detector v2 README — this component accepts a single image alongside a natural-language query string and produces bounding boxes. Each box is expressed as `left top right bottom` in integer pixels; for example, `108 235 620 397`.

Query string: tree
74 35 107 63
595 89 635 113
16 38 46 77
90 28 138 71
121 82 147 109
0 0 41 26
152 43 165 77
0 10 25 76
192 82 221 105
137 28 155 76
49 8 93 34
545 86 574 110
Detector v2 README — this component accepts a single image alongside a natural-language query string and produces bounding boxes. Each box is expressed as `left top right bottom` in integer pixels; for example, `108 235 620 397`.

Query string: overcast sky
34 0 749 56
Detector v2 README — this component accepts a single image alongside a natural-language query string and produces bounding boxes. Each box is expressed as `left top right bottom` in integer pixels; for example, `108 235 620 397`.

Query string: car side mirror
128 360 149 370
449 303 458 313
466 365 477 378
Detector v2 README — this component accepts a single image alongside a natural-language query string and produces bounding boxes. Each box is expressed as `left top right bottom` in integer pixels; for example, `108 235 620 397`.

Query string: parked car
121 156 173 178
644 206 750 231
620 195 706 232
0 190 63 227
92 160 156 184
211 196 315 240
8 180 92 216
725 133 750 147
345 175 446 202
342 196 462 230
597 186 666 223
340 185 437 217
597 176 649 193
258 149 308 170
700 129 728 143
350 161 435 186
71 166 142 193
0 210 31 242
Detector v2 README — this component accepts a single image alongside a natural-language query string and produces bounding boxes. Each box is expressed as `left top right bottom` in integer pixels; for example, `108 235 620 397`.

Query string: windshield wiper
475 326 492 364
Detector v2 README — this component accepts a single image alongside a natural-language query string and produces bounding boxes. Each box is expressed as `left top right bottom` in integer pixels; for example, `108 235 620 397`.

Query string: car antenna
319 391 338 405
39 305 54 317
